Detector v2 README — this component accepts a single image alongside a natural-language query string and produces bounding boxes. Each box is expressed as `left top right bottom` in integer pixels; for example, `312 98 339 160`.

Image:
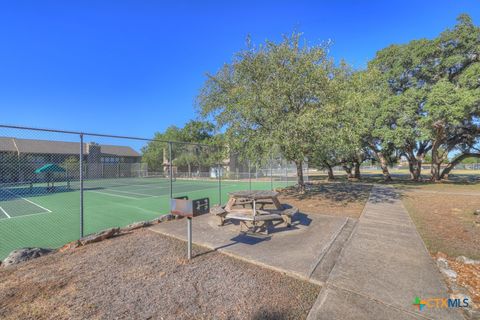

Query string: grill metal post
187 217 192 260
79 133 84 238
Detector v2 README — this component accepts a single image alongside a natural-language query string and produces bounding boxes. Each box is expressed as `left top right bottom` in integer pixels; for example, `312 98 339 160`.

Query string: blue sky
0 0 479 146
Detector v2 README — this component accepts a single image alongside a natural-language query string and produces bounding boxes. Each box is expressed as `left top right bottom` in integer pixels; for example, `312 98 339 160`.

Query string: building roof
15 138 85 155
0 137 17 153
97 144 141 157
0 137 141 157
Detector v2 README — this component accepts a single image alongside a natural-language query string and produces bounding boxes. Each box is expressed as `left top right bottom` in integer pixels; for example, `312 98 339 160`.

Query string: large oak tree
197 33 334 191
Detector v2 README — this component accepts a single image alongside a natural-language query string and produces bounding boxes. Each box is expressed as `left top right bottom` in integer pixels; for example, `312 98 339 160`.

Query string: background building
0 137 141 183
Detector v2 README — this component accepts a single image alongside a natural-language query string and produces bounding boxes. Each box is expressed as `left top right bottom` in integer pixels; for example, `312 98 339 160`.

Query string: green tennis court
0 176 291 259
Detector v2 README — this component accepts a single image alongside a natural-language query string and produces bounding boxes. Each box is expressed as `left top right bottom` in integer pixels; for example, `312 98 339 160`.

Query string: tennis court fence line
0 124 308 259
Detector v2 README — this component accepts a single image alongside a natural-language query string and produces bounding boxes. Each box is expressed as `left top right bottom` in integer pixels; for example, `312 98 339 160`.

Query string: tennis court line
170 184 246 196
129 185 170 191
92 182 256 200
0 210 53 220
113 184 233 198
2 189 52 213
87 190 144 200
87 180 224 192
103 188 157 197
89 182 170 190
0 207 11 219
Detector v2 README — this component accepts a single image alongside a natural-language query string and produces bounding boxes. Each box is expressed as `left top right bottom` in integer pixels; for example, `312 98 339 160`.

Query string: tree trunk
377 152 392 181
430 123 446 182
431 163 441 181
430 141 442 182
295 161 305 192
405 142 430 181
342 165 353 179
353 161 361 179
412 159 422 181
406 155 423 181
369 143 392 181
440 153 480 179
407 159 415 180
324 163 335 181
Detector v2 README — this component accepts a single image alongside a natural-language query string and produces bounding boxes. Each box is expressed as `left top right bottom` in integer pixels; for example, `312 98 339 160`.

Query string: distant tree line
142 121 225 175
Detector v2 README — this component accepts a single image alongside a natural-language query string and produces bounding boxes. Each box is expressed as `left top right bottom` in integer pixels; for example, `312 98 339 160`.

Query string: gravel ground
0 229 320 320
434 253 480 309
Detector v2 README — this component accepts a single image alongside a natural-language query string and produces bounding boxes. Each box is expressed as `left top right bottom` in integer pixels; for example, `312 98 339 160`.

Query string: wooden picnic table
224 190 283 212
211 190 298 232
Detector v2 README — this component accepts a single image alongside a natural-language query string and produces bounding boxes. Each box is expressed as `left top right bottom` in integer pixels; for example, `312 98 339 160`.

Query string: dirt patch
0 229 320 320
449 260 480 307
278 182 372 219
402 191 480 260
434 252 480 309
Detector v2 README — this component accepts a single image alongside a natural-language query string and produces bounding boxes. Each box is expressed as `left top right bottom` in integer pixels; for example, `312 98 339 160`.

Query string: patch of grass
402 191 480 260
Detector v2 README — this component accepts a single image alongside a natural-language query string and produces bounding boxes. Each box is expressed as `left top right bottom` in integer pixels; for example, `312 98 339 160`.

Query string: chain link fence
221 154 308 201
0 124 307 259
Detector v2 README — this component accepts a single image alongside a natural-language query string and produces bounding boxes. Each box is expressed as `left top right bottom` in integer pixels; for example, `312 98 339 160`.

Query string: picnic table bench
224 190 283 211
210 190 298 233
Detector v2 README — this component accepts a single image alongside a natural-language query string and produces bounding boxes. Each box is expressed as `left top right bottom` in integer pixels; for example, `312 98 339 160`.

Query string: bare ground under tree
278 181 372 219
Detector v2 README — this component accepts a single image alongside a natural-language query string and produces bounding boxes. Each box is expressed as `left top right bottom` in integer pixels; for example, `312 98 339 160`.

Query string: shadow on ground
310 172 480 184
252 308 290 320
307 173 480 200
367 185 400 204
281 182 372 204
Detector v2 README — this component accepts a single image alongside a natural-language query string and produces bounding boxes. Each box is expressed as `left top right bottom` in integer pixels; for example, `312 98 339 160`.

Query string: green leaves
198 33 333 166
424 79 472 127
368 13 480 180
195 14 480 182
141 120 218 172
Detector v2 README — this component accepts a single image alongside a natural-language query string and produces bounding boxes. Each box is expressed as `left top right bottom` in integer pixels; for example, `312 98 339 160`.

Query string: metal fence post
79 133 84 238
218 163 222 205
248 160 251 191
169 142 173 202
305 159 309 183
270 156 273 191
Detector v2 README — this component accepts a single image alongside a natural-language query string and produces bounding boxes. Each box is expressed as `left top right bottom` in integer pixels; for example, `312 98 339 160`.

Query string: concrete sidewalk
307 185 463 320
